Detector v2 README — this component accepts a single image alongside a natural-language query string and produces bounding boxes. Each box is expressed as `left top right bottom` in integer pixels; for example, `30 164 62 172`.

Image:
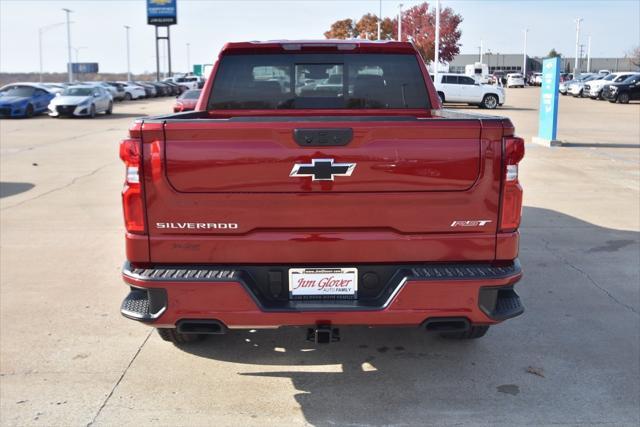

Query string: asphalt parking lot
1 89 639 426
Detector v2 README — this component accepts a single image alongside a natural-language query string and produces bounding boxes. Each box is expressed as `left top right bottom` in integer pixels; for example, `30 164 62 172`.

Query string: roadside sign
193 64 203 76
70 63 99 74
537 57 561 143
147 0 177 26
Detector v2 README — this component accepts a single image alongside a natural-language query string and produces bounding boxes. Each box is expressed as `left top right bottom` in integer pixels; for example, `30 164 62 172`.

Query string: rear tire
618 93 630 104
481 94 499 109
124 92 132 101
440 325 490 339
25 104 34 118
157 328 205 344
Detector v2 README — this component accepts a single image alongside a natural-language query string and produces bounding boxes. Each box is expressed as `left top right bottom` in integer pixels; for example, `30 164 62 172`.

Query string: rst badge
289 159 356 181
451 220 492 227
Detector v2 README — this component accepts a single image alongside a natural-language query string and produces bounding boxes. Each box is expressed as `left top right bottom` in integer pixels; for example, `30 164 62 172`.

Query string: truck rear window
208 53 430 110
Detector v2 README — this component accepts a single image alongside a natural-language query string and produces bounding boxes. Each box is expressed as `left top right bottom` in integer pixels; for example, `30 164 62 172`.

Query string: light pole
62 8 73 82
124 26 131 81
398 4 403 41
523 29 528 80
38 22 66 83
479 39 483 63
586 35 591 73
574 18 583 75
377 0 382 40
73 46 87 63
186 42 191 73
434 0 440 82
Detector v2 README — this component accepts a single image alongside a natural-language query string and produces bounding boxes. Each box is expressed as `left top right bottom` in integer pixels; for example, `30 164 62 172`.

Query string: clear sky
1 0 638 74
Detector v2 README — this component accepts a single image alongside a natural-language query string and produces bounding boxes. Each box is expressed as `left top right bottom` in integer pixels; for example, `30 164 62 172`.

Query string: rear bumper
121 260 524 328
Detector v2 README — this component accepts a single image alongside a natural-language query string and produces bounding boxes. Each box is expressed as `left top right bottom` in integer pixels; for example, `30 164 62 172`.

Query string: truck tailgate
140 116 506 264
163 118 480 193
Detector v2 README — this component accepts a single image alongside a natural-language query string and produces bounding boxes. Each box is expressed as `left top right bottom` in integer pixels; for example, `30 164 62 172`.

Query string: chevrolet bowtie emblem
289 159 356 181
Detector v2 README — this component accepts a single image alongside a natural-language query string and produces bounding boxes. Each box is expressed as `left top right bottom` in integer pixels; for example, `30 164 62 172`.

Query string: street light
398 4 403 41
73 46 87 63
523 29 528 80
38 22 67 83
124 26 131 81
434 0 441 83
587 35 592 73
62 8 73 82
377 0 382 40
574 18 583 75
186 42 191 73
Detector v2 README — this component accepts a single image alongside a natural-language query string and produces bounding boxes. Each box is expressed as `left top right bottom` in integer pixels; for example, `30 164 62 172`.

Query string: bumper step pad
479 287 524 320
120 288 167 322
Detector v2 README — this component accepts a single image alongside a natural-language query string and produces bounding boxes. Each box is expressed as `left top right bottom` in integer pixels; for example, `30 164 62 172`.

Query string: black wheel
618 93 630 104
481 94 499 109
437 92 445 104
561 92 567 96
89 104 96 118
25 104 34 118
440 325 490 339
157 328 205 344
124 92 132 101
106 102 113 115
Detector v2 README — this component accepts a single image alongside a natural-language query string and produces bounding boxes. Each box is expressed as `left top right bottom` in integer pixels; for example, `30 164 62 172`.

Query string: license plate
289 268 358 299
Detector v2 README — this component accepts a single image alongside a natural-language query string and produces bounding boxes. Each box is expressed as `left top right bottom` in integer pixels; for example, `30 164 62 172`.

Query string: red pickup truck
119 40 524 344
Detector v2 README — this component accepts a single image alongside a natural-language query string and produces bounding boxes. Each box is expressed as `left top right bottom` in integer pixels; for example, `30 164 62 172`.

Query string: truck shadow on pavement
175 206 639 425
0 181 34 198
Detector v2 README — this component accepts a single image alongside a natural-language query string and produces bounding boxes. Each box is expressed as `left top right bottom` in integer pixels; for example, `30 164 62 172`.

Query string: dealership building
448 53 639 75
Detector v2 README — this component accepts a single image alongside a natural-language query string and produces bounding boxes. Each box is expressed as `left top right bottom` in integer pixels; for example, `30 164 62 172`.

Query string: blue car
0 83 55 118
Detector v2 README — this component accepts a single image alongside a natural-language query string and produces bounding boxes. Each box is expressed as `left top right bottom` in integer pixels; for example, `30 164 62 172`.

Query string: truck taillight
499 137 525 232
120 139 145 234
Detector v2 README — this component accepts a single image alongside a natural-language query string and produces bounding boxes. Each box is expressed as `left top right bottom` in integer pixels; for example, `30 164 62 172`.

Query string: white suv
168 75 203 90
506 73 525 88
433 73 505 109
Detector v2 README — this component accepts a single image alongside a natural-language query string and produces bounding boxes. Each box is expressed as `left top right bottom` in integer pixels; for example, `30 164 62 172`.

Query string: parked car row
560 71 640 103
0 79 190 119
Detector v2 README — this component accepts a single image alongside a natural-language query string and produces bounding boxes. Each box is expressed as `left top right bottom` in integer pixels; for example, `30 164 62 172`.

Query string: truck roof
219 39 418 55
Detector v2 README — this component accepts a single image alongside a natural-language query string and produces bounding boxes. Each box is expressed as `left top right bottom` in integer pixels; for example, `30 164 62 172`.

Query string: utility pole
480 39 483 63
586 35 592 73
434 0 440 82
124 26 131 81
398 3 403 41
62 8 73 82
574 18 583 75
377 0 382 40
523 29 528 79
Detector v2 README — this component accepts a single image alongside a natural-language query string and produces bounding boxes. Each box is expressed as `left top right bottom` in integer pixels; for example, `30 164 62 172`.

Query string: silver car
48 85 113 118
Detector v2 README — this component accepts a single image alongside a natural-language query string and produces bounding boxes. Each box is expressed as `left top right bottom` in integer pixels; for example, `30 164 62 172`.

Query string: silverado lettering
156 222 239 229
119 40 525 345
